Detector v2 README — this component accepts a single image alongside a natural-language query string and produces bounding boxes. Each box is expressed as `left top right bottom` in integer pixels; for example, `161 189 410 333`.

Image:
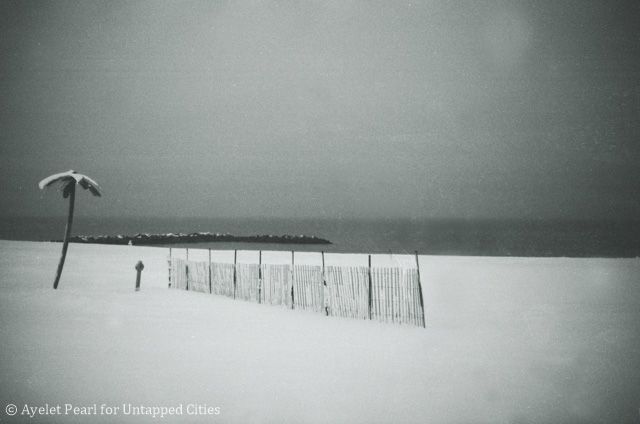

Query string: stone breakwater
55 232 332 245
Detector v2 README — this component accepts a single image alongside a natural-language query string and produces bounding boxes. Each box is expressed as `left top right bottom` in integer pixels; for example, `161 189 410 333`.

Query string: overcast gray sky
1 0 638 220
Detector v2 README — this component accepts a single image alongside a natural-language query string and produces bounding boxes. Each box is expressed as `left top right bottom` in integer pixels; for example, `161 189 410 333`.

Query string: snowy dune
1 240 639 423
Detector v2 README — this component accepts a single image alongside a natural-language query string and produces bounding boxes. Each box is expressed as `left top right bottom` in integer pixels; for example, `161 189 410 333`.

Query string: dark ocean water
1 216 639 257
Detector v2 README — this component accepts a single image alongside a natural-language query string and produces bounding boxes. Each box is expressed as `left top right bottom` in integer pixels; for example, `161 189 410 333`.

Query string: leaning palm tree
38 170 102 289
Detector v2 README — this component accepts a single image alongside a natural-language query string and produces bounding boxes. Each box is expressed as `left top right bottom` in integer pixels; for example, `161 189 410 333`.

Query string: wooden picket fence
168 250 426 328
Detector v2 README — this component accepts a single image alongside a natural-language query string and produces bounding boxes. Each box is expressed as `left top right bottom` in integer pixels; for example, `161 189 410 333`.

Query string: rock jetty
59 232 332 246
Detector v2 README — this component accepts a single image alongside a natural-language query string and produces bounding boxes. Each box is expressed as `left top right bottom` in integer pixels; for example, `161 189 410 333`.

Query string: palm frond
38 170 76 190
74 174 102 197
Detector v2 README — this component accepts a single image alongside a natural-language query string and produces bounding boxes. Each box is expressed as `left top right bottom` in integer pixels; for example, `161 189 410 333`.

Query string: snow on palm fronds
39 169 102 197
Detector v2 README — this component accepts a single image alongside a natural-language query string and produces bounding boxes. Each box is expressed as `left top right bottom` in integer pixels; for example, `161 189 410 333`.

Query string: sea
1 216 639 258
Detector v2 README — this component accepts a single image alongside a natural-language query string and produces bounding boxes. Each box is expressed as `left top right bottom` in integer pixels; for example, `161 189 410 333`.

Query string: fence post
321 251 328 316
258 250 262 304
291 251 295 310
367 254 373 320
185 248 189 290
415 251 426 328
168 247 172 288
208 248 212 294
233 249 237 299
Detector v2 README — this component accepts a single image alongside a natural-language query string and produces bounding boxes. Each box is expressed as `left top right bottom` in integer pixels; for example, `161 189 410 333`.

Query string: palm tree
38 170 102 289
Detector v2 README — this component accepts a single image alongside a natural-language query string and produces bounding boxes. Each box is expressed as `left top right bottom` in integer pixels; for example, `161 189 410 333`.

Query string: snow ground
0 240 639 423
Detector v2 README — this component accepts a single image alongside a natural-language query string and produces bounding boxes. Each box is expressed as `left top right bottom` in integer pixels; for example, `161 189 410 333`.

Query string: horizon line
2 215 639 223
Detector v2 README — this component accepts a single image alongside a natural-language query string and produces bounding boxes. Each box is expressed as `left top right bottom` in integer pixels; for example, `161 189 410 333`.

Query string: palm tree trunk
53 185 75 289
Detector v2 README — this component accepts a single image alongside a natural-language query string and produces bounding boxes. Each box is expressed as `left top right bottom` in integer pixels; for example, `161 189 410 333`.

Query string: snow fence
168 249 425 327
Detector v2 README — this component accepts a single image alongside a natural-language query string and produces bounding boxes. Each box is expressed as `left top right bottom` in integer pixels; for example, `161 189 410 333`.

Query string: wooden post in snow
415 251 426 328
258 250 262 304
185 248 190 291
168 247 172 288
185 263 190 291
321 251 328 316
367 254 373 320
233 249 237 299
208 248 212 294
290 251 295 310
135 260 144 291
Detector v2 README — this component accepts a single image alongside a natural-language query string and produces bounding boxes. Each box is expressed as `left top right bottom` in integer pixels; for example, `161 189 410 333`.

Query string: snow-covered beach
3 0 639 422
1 239 638 423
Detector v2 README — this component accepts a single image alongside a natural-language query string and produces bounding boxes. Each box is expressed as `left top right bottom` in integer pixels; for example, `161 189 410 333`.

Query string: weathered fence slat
325 265 369 320
261 264 291 307
171 258 188 290
292 265 323 313
184 260 209 293
236 263 260 302
368 266 424 325
211 262 235 297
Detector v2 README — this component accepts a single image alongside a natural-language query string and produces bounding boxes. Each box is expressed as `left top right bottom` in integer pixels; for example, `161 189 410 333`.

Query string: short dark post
135 260 144 291
415 251 426 328
367 255 373 320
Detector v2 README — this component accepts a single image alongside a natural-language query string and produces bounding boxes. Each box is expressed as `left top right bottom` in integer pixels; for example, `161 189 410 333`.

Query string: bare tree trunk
53 185 75 289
